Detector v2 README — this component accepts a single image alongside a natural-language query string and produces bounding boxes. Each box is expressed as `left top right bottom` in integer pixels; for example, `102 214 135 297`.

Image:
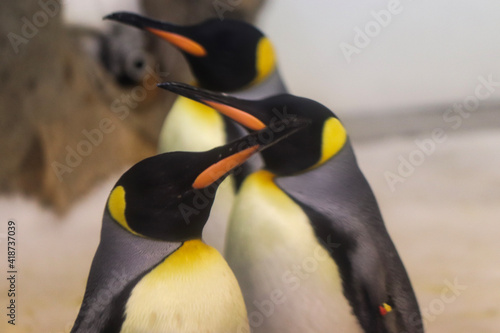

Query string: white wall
257 0 500 114
63 0 142 29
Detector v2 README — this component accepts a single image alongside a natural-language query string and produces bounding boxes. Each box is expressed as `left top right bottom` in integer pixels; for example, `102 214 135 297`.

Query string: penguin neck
229 68 287 100
71 212 182 332
278 138 356 178
260 140 357 196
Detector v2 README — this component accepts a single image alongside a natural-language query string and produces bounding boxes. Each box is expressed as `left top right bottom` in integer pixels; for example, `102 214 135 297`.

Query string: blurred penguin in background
0 1 265 332
104 9 285 252
0 0 265 213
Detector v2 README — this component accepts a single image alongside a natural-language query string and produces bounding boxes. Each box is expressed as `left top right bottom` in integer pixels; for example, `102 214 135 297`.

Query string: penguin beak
158 82 268 131
104 12 207 57
192 146 259 189
192 117 309 189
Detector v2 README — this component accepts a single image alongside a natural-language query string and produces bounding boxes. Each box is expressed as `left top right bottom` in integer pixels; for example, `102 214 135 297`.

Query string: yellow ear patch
252 37 276 84
108 186 140 236
315 117 347 167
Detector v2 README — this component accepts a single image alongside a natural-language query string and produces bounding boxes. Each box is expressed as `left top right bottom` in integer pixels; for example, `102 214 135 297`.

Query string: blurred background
1 0 499 332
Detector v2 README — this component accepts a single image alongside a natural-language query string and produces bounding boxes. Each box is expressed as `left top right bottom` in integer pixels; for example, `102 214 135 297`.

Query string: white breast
121 240 249 333
225 171 362 333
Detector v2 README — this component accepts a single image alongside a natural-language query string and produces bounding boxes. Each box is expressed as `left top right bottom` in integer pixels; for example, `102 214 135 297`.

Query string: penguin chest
121 240 249 333
225 171 361 332
158 96 226 153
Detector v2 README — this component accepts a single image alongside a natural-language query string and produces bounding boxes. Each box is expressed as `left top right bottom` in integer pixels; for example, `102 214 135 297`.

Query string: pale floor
0 129 499 333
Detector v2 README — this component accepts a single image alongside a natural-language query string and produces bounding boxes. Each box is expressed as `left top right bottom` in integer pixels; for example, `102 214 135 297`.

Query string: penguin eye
316 117 347 166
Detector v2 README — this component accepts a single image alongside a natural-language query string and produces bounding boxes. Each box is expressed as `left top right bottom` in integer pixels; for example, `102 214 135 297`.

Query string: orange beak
104 12 207 57
203 101 266 131
146 28 207 57
192 146 259 189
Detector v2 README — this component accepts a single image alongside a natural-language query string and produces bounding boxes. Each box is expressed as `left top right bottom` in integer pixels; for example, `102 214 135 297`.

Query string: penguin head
106 118 307 242
104 12 276 91
158 82 347 176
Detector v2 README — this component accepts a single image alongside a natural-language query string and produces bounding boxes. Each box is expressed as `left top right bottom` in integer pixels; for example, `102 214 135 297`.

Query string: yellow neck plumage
121 239 249 332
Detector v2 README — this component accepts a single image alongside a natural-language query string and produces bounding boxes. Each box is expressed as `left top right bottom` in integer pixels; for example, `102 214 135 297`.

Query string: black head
104 12 276 91
158 82 348 175
105 117 308 241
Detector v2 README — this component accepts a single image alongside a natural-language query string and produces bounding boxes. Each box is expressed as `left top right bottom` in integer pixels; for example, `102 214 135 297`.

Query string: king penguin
70 119 308 333
104 12 287 252
159 82 425 333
